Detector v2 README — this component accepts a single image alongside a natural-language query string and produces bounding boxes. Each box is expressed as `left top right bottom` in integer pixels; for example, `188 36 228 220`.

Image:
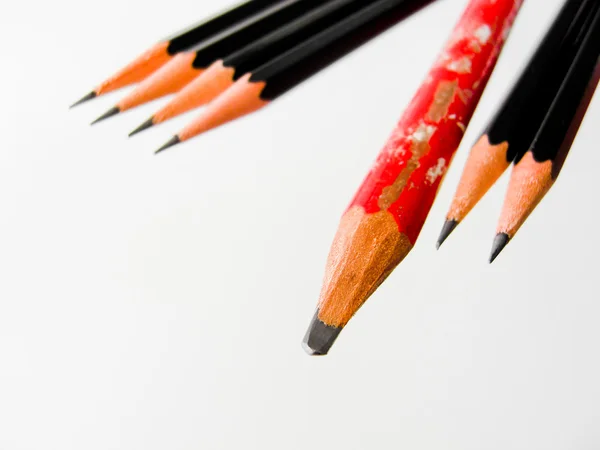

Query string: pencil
302 0 524 355
130 0 376 136
490 3 600 263
153 0 438 153
92 0 328 124
71 0 281 107
437 0 595 248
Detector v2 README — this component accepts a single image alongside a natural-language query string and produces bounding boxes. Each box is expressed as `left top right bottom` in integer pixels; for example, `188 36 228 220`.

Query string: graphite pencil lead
70 91 96 108
436 219 459 249
129 117 155 137
155 136 181 154
90 106 120 125
489 233 510 263
302 311 342 356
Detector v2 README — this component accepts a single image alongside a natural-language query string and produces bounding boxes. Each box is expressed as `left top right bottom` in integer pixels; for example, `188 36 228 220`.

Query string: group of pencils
72 0 600 355
72 0 437 150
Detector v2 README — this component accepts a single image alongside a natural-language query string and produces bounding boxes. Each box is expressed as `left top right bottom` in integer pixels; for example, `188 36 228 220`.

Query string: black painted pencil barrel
165 0 285 54
527 2 600 163
190 0 333 69
252 0 436 100
224 0 371 81
485 0 594 161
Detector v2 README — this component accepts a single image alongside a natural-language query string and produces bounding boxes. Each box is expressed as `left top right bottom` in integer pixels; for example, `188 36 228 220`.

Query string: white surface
1 0 599 449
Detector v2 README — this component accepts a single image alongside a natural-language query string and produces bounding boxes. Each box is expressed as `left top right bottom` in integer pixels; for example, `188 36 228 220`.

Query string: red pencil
302 0 524 355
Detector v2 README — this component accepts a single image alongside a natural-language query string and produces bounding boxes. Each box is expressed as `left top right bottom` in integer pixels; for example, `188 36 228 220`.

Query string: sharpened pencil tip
155 136 181 154
489 233 510 263
91 106 120 125
437 219 459 249
70 91 97 108
129 117 155 137
302 310 342 356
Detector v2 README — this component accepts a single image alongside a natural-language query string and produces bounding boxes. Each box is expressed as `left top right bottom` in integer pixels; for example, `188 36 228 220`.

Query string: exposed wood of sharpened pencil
154 0 438 152
71 0 281 107
302 0 524 356
131 0 374 135
437 0 594 248
491 3 600 263
93 0 329 123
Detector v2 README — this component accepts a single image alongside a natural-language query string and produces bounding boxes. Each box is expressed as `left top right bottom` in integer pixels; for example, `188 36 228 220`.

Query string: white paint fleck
411 123 436 143
447 56 472 74
448 114 456 120
474 25 492 44
468 40 482 53
426 158 447 184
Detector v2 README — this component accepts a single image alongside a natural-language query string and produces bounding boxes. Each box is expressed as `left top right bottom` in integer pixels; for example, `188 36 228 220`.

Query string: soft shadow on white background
0 0 598 448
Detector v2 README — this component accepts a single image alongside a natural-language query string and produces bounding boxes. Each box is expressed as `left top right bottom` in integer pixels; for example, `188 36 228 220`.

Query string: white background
1 0 599 448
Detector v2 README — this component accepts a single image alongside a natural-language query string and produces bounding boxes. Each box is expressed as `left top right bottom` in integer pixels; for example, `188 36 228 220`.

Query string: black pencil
92 0 332 124
154 0 437 153
491 1 600 262
437 0 594 248
131 0 379 135
71 0 282 107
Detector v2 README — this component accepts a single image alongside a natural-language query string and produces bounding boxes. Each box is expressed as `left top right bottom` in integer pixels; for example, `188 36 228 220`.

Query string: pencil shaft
486 0 593 158
140 0 372 128
79 0 281 99
303 0 523 354
164 0 284 54
494 3 600 251
225 0 370 80
438 0 593 238
107 0 331 115
253 0 437 99
163 0 435 147
351 0 523 243
190 0 332 69
528 2 600 162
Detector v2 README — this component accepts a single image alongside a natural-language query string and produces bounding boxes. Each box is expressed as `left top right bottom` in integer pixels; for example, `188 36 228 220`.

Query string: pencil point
91 106 120 125
155 136 181 154
70 91 97 108
129 117 155 137
302 311 342 356
489 233 510 263
437 219 459 249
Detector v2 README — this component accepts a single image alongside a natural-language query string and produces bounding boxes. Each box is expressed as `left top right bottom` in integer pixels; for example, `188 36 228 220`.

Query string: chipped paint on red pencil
352 0 523 242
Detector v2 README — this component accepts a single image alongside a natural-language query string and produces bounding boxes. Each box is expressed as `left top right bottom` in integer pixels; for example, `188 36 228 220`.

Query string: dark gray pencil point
155 136 181 154
437 219 459 249
90 106 120 125
302 311 342 356
489 233 510 263
70 91 96 108
129 117 155 137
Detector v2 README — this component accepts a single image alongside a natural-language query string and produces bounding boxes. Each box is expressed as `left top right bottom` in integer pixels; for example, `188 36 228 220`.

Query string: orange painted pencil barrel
303 0 524 355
